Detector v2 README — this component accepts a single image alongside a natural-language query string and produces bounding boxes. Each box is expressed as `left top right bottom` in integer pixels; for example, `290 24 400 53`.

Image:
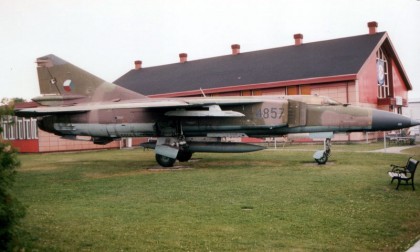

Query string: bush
0 142 25 251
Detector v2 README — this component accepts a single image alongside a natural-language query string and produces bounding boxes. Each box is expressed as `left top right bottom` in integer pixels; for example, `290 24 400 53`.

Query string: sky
1 0 420 101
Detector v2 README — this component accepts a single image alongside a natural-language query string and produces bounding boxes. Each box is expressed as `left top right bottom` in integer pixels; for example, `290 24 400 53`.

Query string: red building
2 21 413 152
114 21 412 142
117 22 410 108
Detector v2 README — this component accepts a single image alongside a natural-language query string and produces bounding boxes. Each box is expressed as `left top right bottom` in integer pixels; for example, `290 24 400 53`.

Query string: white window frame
377 48 390 98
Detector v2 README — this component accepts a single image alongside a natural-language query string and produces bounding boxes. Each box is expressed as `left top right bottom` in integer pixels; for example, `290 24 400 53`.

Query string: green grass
14 145 420 251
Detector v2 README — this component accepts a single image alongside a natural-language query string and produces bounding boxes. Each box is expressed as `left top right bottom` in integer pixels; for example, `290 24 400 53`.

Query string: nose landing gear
313 138 331 165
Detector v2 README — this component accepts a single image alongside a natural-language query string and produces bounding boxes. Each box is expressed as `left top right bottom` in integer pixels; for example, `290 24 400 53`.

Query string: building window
300 85 311 95
377 48 390 98
241 90 252 96
1 116 38 140
252 90 262 96
286 86 299 95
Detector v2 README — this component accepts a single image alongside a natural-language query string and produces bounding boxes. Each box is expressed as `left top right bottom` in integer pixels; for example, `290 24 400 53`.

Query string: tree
0 102 25 251
0 98 25 117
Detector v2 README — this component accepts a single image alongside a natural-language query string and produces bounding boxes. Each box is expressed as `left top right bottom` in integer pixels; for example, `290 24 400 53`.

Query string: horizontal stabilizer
15 106 90 117
32 94 87 106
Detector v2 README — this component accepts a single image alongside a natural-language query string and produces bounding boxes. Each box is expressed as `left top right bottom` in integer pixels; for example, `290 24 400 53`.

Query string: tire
177 150 193 162
155 154 176 167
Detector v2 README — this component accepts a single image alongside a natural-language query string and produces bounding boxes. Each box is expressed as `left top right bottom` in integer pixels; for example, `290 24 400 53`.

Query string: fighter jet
15 55 420 167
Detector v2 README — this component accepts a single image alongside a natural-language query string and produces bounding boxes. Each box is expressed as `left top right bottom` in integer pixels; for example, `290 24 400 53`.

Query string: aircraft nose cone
411 119 420 127
371 110 413 131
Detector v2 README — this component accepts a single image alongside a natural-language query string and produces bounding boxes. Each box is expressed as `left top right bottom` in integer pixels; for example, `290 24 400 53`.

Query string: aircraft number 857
255 107 284 119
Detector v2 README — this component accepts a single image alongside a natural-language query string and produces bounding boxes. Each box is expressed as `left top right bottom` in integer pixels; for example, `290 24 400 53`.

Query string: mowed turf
14 144 420 251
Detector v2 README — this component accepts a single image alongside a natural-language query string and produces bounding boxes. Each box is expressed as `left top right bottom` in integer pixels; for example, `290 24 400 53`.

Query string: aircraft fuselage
37 97 413 140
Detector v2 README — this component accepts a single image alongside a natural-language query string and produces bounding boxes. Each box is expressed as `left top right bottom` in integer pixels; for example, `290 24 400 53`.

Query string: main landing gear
153 135 194 167
155 148 193 167
155 154 176 167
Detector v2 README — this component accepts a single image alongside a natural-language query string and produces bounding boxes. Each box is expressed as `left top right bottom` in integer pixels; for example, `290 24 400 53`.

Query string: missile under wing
15 55 420 167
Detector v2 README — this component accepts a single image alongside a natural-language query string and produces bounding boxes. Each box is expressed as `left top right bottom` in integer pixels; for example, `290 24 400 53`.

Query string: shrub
0 127 25 250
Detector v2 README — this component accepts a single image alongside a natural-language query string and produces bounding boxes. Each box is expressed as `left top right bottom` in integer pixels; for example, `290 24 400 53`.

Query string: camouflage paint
16 55 420 148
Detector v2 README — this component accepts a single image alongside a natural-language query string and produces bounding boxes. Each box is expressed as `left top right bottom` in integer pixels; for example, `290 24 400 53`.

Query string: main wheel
155 154 176 167
177 150 193 162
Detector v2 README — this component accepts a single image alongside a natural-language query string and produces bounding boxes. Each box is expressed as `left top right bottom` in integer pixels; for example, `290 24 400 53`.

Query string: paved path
407 239 420 252
367 145 419 154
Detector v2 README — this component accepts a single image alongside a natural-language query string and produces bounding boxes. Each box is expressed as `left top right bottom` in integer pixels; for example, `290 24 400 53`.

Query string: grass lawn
14 144 420 251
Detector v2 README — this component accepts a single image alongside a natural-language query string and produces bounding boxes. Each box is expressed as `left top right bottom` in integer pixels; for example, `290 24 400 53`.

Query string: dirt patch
83 171 144 179
19 164 60 172
147 166 194 172
303 162 335 167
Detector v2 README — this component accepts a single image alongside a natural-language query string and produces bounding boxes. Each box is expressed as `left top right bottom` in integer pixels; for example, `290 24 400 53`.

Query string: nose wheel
313 138 331 165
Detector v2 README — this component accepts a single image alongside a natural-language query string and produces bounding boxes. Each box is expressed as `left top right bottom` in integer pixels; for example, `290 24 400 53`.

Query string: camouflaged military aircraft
15 55 420 167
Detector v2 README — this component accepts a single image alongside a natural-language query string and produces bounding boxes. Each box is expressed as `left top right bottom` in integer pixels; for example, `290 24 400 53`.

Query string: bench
388 157 419 190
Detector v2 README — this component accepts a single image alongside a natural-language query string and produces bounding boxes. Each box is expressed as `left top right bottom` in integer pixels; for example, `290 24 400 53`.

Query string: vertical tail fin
34 54 145 105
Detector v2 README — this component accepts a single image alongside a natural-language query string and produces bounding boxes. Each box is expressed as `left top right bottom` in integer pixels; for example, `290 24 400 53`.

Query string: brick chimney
134 60 142 70
368 21 378 34
179 53 188 63
294 33 303 45
231 44 240 55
